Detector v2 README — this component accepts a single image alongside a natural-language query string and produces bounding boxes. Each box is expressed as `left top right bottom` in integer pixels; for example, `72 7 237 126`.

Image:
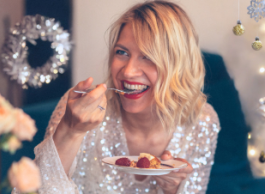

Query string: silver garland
1 14 71 89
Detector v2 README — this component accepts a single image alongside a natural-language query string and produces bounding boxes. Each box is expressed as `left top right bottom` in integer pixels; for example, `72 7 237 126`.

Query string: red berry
115 158 131 166
137 157 150 168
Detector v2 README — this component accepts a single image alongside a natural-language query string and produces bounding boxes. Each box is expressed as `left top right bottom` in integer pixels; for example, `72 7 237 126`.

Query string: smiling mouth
122 81 150 94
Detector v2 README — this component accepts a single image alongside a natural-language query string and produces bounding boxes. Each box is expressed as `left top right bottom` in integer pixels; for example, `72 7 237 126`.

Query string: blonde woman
13 1 220 194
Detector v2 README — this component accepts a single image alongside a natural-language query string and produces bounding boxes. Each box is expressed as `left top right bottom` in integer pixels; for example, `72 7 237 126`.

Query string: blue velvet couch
1 52 265 194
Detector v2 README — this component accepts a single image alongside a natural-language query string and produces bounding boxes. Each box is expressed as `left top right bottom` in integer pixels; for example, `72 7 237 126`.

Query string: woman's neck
121 108 164 138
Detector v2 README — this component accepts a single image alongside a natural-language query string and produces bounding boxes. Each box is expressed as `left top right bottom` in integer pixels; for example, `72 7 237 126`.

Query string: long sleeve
165 103 220 194
34 91 80 193
34 135 79 193
180 104 220 194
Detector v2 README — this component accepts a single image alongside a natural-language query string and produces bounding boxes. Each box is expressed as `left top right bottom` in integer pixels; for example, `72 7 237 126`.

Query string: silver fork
133 161 174 168
74 88 138 95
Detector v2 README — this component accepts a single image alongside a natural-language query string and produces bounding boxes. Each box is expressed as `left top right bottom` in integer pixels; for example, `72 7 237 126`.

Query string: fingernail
103 84 107 89
173 170 179 172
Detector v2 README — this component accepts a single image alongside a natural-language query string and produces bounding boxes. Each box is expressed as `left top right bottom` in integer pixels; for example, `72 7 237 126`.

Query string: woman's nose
123 57 142 78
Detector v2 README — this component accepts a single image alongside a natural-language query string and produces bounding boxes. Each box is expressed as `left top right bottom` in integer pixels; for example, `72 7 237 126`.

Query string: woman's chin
120 97 154 114
121 103 148 114
122 106 143 114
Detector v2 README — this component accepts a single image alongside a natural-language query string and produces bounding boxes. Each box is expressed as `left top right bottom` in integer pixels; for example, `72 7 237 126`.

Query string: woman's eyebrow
115 44 129 51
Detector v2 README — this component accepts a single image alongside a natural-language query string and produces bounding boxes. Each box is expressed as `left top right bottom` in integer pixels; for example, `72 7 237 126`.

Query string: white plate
102 156 188 175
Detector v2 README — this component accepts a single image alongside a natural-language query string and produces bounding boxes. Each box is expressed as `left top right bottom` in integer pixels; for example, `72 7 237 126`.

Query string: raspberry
115 158 131 166
137 157 150 168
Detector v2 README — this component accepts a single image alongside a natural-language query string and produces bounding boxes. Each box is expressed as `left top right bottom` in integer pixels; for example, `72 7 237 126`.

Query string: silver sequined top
14 91 220 194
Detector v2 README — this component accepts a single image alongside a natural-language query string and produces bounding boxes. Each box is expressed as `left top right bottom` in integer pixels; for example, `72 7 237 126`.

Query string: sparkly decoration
247 0 265 22
1 14 71 88
233 20 245 36
259 151 265 163
252 37 263 50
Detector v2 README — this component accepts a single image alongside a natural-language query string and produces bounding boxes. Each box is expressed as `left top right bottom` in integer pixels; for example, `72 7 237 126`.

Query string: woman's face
111 23 158 114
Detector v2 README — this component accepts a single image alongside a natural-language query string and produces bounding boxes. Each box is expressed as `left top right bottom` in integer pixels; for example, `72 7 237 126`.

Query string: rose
2 136 22 153
0 95 13 109
8 157 41 193
0 103 16 135
12 109 37 141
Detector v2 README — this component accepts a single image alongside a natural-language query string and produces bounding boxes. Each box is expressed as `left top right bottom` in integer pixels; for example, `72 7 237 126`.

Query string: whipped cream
138 153 155 161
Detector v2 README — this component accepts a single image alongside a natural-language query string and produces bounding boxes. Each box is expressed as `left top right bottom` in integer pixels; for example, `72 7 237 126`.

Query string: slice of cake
138 153 161 169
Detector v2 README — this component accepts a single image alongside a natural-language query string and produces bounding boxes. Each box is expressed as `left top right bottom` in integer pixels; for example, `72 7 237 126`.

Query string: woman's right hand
61 77 107 138
53 77 107 173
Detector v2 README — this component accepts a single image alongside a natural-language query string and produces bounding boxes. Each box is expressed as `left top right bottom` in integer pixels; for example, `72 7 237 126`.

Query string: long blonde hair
106 0 206 130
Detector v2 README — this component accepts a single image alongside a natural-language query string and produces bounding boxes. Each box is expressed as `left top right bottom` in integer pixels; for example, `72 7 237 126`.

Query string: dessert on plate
137 153 161 168
115 153 161 169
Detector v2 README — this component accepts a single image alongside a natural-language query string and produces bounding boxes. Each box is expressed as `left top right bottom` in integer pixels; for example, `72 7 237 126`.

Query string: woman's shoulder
199 103 219 124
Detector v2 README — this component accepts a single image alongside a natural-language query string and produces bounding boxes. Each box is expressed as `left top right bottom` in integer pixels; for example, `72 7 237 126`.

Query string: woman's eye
143 55 150 60
116 50 128 56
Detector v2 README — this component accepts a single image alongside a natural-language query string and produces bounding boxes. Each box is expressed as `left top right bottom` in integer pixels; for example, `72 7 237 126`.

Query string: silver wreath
1 14 71 89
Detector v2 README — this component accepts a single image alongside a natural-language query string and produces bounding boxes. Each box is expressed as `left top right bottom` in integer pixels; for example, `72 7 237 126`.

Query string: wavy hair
106 0 206 130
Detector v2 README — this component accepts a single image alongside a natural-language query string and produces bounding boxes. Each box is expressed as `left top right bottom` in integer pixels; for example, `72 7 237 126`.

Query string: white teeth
123 83 148 90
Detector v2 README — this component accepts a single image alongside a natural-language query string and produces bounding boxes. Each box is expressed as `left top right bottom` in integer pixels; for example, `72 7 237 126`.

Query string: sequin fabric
13 91 220 194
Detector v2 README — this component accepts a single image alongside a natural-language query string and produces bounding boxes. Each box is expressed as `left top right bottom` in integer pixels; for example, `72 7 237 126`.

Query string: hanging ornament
1 14 72 89
252 37 263 50
258 97 265 117
247 0 265 22
259 151 265 163
233 0 245 36
233 20 245 35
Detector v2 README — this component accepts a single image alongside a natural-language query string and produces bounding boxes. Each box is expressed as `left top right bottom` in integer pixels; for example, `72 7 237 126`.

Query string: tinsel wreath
1 14 72 89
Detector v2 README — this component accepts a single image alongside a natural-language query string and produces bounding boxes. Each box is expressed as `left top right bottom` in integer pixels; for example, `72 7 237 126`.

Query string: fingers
82 83 107 104
154 176 174 187
153 167 190 190
160 151 193 174
69 77 94 99
76 84 107 111
161 150 173 160
153 175 181 193
69 77 107 110
91 94 107 115
160 171 188 180
86 97 107 125
175 158 193 174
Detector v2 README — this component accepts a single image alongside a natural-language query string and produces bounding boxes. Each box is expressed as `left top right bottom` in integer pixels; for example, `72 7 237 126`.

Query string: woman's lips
121 80 147 85
121 80 149 100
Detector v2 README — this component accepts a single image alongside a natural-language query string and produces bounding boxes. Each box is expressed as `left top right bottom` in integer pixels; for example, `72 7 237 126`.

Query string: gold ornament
252 37 262 51
233 20 245 36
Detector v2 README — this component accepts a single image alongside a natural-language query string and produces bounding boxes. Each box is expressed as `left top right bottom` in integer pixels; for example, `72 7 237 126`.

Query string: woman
14 1 220 194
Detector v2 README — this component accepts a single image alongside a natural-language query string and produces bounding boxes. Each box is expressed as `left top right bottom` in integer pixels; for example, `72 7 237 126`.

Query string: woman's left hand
153 150 193 194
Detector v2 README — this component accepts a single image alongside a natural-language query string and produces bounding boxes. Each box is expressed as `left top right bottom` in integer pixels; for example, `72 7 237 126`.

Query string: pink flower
8 157 41 193
12 109 37 141
0 103 16 135
2 136 22 153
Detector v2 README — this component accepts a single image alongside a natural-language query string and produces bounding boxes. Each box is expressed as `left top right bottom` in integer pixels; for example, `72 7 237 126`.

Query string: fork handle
73 89 94 94
73 88 112 94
